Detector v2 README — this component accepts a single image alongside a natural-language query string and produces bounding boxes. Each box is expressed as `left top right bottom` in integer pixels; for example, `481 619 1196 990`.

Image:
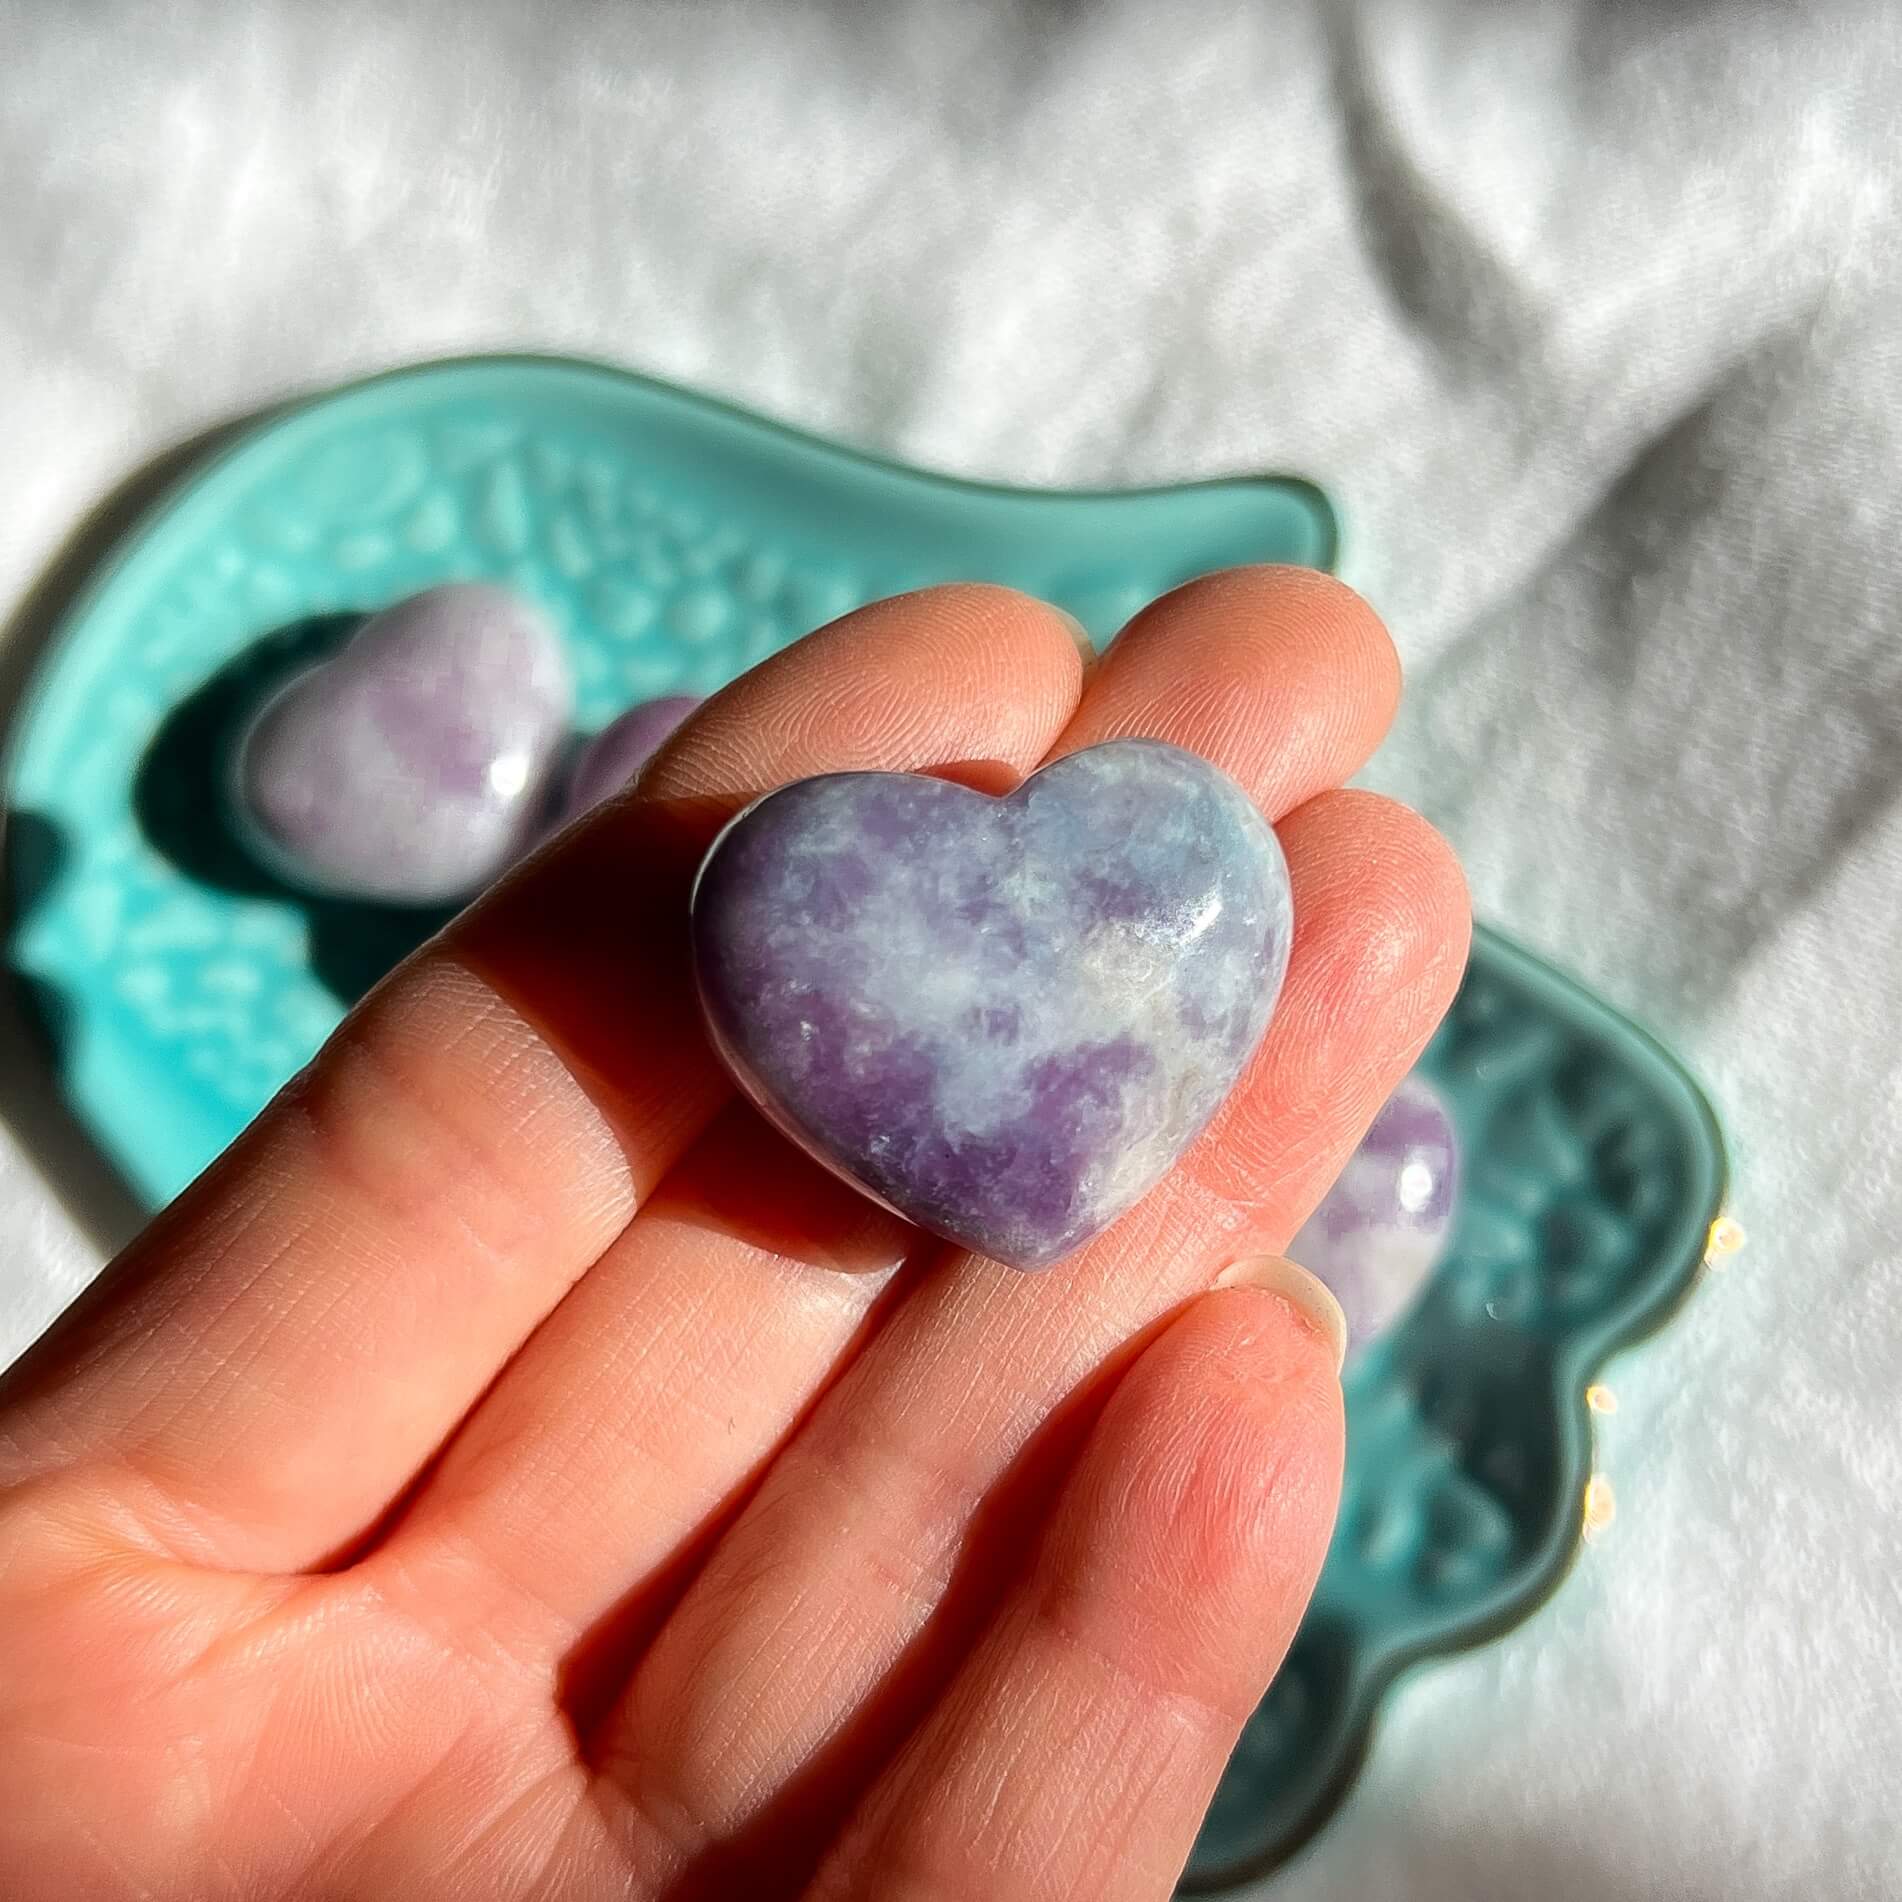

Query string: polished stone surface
234 583 571 903
1292 1071 1459 1354
692 739 1291 1270
562 695 701 820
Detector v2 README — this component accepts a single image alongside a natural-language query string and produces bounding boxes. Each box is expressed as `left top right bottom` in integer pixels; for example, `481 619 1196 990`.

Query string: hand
0 573 1467 1901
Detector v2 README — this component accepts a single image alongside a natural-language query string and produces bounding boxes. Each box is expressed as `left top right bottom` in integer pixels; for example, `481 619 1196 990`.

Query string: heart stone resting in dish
1291 1071 1460 1356
690 739 1292 1271
561 696 702 822
233 582 572 904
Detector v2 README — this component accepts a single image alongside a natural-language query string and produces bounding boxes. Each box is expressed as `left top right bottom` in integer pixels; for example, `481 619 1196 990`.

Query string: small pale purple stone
691 739 1293 1271
234 583 571 904
1292 1072 1459 1354
562 696 702 820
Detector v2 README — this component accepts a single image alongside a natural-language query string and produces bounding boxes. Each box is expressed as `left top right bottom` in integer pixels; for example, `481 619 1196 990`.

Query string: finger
593 571 1463 1864
375 1102 917 1669
807 1281 1342 1902
1063 565 1402 811
0 587 1087 1572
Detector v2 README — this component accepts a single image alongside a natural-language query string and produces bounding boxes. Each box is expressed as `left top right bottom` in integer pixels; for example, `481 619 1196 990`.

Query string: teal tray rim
1183 922 1729 1890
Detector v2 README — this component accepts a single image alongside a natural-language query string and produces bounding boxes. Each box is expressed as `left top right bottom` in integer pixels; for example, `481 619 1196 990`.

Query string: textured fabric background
4 4 1899 1895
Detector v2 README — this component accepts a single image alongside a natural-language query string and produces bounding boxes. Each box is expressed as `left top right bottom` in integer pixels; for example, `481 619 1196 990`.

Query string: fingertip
1129 565 1398 710
1132 1279 1347 1483
640 582 1087 808
1063 1282 1345 1659
806 1270 1346 1899
1067 565 1403 817
1215 1254 1349 1374
1283 788 1471 1036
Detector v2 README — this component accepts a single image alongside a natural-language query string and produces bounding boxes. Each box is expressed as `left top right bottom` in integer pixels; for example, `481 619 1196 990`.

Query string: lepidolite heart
691 739 1292 1270
562 695 702 821
234 583 571 904
1290 1072 1459 1356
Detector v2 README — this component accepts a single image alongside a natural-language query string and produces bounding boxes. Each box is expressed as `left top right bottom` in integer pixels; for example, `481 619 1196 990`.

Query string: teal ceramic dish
1184 933 1726 1888
0 356 1725 1888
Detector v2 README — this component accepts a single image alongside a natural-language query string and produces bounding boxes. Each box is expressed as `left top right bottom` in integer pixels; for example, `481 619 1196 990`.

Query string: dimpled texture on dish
691 742 1291 1270
1 357 1723 1889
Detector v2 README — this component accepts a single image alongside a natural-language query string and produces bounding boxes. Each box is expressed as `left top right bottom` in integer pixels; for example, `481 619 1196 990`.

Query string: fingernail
1216 1255 1348 1373
1052 606 1097 667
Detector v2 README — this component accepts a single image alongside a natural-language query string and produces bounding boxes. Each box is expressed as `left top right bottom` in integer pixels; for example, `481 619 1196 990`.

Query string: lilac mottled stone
562 696 702 820
234 583 571 903
691 739 1292 1271
1292 1072 1459 1354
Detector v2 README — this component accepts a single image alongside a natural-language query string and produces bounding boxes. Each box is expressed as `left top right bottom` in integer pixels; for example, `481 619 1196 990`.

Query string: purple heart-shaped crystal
562 695 703 821
691 739 1292 1270
234 583 572 904
1291 1071 1459 1354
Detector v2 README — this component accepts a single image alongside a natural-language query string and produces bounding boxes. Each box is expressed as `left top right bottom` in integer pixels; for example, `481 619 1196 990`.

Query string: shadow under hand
132 613 455 1007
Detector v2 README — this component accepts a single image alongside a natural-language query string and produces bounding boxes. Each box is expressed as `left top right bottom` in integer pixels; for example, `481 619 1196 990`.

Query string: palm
0 575 1465 1901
